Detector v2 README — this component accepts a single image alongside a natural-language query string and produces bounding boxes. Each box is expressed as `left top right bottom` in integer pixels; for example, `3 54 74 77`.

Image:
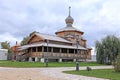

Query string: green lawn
63 69 120 80
0 61 105 68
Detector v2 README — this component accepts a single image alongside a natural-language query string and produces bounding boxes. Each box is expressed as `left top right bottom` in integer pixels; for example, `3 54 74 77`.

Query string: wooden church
18 7 92 62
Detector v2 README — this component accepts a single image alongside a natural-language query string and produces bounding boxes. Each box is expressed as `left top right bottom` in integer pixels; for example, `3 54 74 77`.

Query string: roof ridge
35 32 72 43
36 32 57 37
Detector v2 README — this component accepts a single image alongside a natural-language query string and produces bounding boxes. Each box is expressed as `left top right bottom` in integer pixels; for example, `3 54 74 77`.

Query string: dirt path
0 68 60 80
0 66 113 80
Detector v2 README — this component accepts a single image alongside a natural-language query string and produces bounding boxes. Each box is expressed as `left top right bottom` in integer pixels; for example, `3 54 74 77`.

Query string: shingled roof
55 25 83 34
34 32 72 43
18 42 87 51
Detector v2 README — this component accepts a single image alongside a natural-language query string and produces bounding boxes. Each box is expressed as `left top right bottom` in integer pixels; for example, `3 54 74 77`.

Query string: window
32 47 36 52
48 47 51 52
28 48 31 53
53 47 60 53
69 49 74 53
75 49 80 54
44 47 51 52
76 35 79 39
61 48 67 53
37 47 42 52
44 47 47 52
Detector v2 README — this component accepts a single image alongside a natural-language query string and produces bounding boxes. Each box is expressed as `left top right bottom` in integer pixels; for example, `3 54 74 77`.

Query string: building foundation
41 58 45 63
59 58 62 62
29 57 32 62
73 59 76 62
35 57 38 62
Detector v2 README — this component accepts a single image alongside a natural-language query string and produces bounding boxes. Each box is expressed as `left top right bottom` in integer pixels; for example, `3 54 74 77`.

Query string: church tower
55 7 86 47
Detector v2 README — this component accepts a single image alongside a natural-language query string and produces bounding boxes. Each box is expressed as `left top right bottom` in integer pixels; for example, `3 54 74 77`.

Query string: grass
0 60 105 68
63 69 120 80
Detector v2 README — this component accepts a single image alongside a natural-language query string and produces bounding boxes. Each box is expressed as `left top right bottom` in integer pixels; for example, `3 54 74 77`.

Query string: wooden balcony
43 52 87 59
29 52 43 58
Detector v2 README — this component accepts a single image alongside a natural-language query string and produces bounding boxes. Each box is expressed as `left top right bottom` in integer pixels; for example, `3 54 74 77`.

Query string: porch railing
43 52 87 59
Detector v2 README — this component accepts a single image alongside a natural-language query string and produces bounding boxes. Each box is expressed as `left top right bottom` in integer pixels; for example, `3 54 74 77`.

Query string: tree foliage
95 35 120 65
1 41 11 53
20 31 37 46
113 53 120 72
20 36 29 46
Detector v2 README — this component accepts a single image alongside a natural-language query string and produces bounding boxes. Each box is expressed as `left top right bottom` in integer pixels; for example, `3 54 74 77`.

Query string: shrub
86 66 92 71
113 53 120 72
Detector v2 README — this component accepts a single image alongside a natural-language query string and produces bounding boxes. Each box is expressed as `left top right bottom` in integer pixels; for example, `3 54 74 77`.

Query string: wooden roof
18 42 87 51
28 32 72 44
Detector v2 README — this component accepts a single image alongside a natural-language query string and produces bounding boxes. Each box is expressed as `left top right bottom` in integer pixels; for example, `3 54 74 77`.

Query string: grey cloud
0 0 120 46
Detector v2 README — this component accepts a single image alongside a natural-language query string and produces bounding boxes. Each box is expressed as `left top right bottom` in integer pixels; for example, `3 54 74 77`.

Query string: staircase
18 53 29 61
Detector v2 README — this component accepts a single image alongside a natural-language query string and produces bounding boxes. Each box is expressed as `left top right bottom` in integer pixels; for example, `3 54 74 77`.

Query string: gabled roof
32 32 72 43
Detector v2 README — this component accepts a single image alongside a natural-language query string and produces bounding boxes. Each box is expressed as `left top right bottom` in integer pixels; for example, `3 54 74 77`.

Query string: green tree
1 41 11 53
20 31 37 46
95 35 120 65
20 36 29 46
113 53 120 72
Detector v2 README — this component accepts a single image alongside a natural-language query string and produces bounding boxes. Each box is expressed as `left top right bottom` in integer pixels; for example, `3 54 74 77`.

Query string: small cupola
65 6 74 25
55 6 84 35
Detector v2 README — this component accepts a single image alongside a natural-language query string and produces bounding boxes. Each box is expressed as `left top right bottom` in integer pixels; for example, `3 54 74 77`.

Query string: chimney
16 41 17 45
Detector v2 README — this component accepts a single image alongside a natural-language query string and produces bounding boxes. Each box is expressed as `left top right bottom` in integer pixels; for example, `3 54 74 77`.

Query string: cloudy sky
0 0 120 49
